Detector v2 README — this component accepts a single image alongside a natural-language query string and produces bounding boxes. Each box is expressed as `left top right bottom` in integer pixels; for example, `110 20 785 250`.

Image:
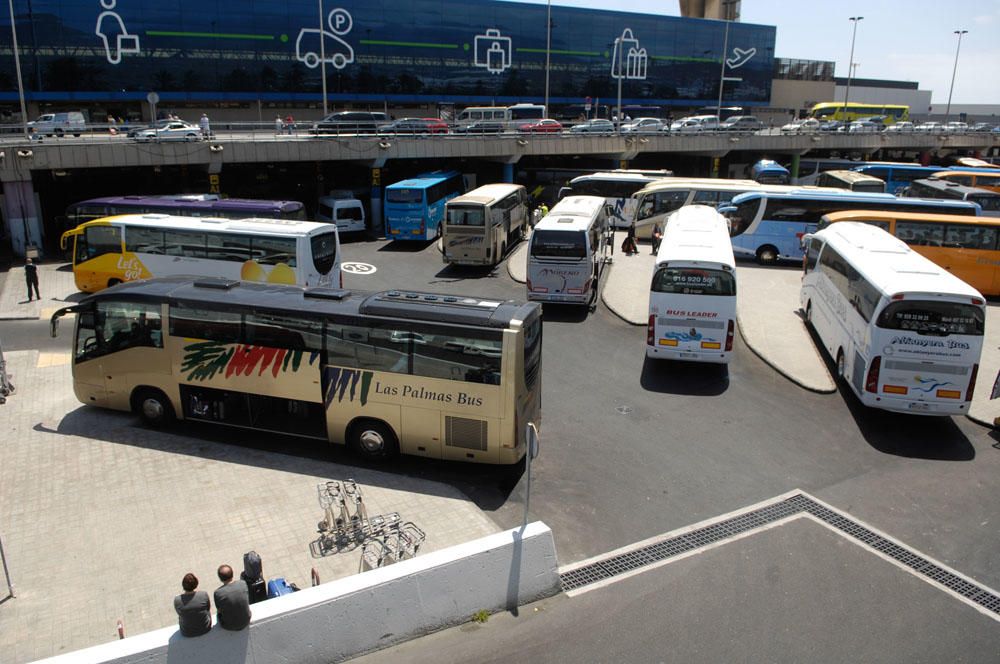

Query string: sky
509 0 1000 105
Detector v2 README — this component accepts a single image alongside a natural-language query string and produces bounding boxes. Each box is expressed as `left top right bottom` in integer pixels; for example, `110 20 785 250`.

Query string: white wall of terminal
34 522 561 664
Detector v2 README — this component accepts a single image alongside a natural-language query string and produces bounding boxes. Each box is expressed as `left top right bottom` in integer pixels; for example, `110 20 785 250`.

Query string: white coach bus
801 222 985 415
527 196 609 305
442 184 529 266
646 206 737 363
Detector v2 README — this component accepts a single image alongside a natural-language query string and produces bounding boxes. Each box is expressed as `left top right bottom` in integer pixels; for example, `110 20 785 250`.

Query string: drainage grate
559 493 1000 618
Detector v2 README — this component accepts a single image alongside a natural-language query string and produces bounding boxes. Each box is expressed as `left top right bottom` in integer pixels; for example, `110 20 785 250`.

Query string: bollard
311 567 320 587
117 620 125 639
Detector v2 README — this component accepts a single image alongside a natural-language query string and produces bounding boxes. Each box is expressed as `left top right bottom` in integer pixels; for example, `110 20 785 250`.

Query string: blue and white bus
384 171 465 241
725 189 981 264
851 164 944 195
750 160 790 185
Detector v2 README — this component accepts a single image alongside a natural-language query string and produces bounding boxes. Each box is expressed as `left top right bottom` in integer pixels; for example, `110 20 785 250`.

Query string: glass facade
0 0 775 107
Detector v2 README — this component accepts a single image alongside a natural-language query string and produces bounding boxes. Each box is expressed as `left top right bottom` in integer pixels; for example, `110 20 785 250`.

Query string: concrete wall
833 85 933 114
769 79 837 118
34 522 560 664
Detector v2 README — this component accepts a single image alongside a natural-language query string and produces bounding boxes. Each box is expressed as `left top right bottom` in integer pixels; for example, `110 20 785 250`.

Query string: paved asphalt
2 233 999 661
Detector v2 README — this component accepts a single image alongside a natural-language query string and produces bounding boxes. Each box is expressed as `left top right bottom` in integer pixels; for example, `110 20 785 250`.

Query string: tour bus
647 206 736 364
814 170 886 193
850 164 944 195
557 170 673 228
816 210 1000 297
904 178 1000 217
632 178 762 238
455 104 546 126
931 170 1000 194
809 102 909 124
442 184 529 266
800 222 984 416
49 277 542 464
384 170 465 241
725 189 980 264
750 160 791 185
64 195 307 228
60 214 341 293
793 158 873 185
527 196 609 305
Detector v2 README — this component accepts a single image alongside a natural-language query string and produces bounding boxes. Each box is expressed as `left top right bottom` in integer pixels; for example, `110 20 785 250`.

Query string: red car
518 119 563 134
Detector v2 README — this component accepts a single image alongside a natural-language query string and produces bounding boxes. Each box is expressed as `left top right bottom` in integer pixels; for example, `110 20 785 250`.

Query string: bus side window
84 225 122 260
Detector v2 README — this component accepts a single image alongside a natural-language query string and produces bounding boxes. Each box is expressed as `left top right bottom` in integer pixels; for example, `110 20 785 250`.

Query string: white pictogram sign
341 262 377 275
611 28 647 80
296 8 355 69
96 0 140 65
727 47 757 69
474 29 513 74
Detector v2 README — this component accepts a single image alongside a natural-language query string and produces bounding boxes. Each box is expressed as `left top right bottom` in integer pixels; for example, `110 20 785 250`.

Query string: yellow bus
931 170 1000 194
817 210 1000 296
60 214 341 293
49 277 542 464
442 184 529 266
809 102 909 124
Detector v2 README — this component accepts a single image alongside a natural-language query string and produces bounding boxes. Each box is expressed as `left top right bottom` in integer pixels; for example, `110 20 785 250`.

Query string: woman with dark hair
174 572 212 637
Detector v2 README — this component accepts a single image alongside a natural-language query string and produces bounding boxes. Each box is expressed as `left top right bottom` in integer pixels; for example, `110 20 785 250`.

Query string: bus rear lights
411 229 422 235
891 293 905 301
529 286 549 293
882 384 908 395
865 356 881 393
936 389 961 399
647 315 655 346
725 319 734 351
966 363 979 401
659 339 679 347
700 341 721 350
972 297 984 306
566 287 585 294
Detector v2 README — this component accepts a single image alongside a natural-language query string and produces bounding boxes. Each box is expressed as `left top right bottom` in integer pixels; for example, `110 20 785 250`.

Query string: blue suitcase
266 577 295 599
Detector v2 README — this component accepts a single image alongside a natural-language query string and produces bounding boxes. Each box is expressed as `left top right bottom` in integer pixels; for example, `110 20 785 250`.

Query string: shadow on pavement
540 303 590 323
40 406 523 511
639 356 730 396
433 264 499 281
378 239 437 253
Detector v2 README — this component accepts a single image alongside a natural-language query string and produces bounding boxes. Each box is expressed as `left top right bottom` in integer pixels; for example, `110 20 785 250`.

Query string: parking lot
2 233 1000 661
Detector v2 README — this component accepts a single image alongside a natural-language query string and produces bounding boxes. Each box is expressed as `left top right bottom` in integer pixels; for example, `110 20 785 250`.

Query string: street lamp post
945 29 968 123
615 31 623 133
714 0 737 128
319 0 328 117
842 16 863 122
7 0 28 139
544 0 551 117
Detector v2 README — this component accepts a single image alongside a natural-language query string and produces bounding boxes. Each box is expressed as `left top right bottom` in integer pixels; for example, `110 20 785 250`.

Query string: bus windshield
726 198 762 236
386 189 423 204
531 230 586 259
969 194 1000 213
447 206 485 226
876 300 984 336
652 267 736 296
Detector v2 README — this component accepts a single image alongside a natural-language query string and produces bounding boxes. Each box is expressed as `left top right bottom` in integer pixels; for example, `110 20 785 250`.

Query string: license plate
908 402 930 412
679 352 697 359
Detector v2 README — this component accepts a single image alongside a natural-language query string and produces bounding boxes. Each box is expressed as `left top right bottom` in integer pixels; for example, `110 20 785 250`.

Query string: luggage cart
0 337 14 405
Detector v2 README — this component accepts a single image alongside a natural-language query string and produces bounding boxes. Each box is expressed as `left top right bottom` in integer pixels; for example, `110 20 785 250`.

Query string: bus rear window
970 195 1000 213
530 230 586 259
447 206 485 226
386 189 423 204
876 301 984 336
652 267 736 296
310 231 338 274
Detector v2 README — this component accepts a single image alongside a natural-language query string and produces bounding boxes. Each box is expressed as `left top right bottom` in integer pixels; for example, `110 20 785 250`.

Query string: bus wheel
348 419 399 461
132 388 174 428
756 245 779 265
108 278 122 288
836 349 846 380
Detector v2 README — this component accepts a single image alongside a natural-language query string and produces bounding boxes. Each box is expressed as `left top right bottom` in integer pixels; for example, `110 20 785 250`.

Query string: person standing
24 258 40 301
275 116 283 135
174 573 212 637
199 113 211 139
213 564 251 631
284 114 295 135
651 222 663 255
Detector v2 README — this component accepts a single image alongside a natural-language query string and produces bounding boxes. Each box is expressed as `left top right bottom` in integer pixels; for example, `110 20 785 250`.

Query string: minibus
527 196 609 305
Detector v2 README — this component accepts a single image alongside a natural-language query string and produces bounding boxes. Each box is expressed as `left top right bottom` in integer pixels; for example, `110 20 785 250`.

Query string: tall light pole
319 0 328 116
842 16 863 122
544 0 551 116
615 31 623 133
945 29 967 123
7 0 28 139
715 0 737 128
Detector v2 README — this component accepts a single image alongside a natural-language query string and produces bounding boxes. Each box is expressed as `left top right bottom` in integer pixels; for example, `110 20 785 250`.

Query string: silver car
133 121 203 142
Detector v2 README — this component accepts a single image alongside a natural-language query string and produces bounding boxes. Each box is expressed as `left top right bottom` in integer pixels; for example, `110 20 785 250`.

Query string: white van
669 115 719 133
527 195 609 305
647 205 737 363
27 111 86 138
317 191 366 233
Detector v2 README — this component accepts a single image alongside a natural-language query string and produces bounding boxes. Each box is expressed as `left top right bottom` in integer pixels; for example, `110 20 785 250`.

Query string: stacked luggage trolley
312 480 426 573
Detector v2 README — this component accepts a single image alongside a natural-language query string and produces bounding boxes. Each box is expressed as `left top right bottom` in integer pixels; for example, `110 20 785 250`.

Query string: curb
737 313 838 394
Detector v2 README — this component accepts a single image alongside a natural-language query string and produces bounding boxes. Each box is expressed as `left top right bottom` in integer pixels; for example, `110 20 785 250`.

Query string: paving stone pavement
0 262 81 321
0 349 500 664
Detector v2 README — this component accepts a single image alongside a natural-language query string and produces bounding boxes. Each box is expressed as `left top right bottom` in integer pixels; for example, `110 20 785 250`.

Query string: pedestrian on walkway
174 573 212 637
651 222 663 255
24 258 40 301
199 113 211 139
213 564 251 631
621 221 638 256
284 114 295 135
275 116 283 135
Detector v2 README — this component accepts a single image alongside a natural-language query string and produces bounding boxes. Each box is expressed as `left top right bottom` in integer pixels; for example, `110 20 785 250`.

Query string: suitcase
267 577 295 599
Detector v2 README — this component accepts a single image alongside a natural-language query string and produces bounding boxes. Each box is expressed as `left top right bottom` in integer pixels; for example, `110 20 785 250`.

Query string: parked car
720 115 765 133
377 117 449 135
943 122 969 134
126 119 175 138
970 122 994 133
569 118 615 134
818 120 844 132
132 121 203 142
780 118 820 134
884 121 915 133
620 117 665 134
311 111 389 135
517 119 563 133
915 121 944 134
670 115 719 133
847 120 881 133
452 120 506 134
27 111 86 138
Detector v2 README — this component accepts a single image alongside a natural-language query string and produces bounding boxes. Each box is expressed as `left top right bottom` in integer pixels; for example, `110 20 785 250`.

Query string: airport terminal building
1 0 776 119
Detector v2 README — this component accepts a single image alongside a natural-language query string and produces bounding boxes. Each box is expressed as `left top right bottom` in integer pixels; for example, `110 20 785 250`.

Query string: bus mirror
557 187 570 200
525 422 540 460
50 314 61 338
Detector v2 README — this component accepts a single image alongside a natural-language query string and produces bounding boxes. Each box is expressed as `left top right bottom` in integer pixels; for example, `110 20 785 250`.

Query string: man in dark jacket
24 258 40 301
